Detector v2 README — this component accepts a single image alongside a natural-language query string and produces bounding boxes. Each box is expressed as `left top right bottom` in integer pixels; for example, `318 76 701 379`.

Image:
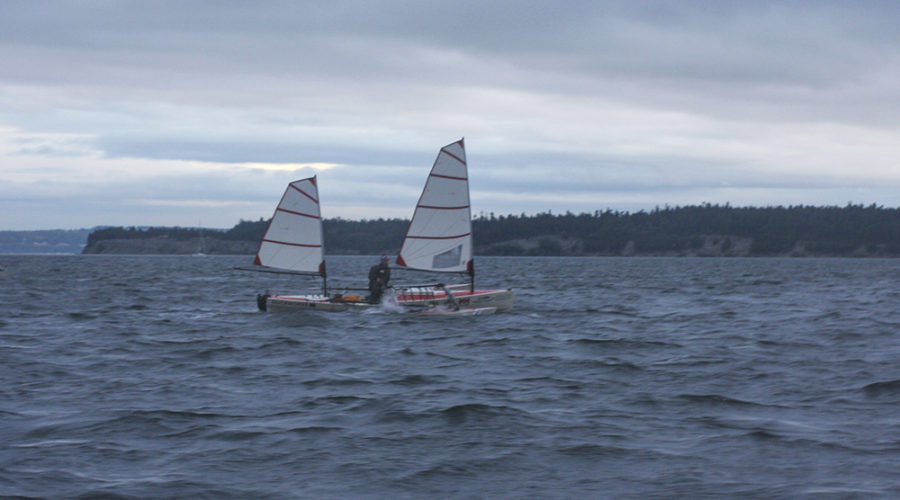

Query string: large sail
397 139 473 274
253 176 325 275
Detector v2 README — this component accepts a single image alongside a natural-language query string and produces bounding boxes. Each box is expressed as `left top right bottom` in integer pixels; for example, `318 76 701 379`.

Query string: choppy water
1 255 899 499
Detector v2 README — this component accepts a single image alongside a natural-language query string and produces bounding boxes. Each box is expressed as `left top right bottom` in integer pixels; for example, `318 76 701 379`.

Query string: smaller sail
397 139 473 273
254 176 325 275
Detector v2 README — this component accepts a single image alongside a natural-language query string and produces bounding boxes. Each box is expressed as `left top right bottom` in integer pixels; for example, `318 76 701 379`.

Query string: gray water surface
1 255 898 498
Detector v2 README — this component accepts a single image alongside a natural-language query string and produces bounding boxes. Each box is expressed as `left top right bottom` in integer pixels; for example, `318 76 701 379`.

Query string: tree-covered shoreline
82 204 900 257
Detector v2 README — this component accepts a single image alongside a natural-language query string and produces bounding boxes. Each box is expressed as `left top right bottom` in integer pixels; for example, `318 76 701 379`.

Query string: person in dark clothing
368 255 391 303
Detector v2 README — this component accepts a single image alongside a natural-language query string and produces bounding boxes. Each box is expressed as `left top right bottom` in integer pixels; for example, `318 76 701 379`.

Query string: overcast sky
2 1 899 230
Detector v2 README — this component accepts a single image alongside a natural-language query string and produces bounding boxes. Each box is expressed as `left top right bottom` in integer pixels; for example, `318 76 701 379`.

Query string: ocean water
1 255 899 499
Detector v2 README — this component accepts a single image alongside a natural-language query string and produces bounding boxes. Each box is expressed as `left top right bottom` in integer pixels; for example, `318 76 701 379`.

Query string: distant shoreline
75 234 898 258
4 204 899 257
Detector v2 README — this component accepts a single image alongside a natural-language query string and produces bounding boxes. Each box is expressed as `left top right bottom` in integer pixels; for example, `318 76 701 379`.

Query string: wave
439 403 526 425
557 443 634 457
365 401 529 426
11 438 92 449
286 425 343 434
862 379 900 398
569 337 680 349
389 374 439 386
744 429 781 440
208 429 270 441
67 312 99 321
677 393 774 408
300 376 375 388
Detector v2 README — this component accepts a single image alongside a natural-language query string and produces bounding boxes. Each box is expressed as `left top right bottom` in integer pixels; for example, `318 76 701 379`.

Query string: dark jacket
368 262 391 290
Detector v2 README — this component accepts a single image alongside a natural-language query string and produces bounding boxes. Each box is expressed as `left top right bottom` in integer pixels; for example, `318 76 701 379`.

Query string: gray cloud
1 1 899 229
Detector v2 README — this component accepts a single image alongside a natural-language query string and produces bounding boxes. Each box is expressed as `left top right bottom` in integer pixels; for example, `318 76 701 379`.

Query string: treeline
84 204 900 256
83 219 410 255
473 204 900 255
86 226 225 247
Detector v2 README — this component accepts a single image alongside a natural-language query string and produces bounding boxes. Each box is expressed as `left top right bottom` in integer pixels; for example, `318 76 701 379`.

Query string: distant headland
76 204 900 257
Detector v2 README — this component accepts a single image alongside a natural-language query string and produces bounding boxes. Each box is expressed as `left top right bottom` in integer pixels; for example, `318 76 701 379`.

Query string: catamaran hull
438 288 514 312
261 287 513 313
264 295 359 312
415 306 497 316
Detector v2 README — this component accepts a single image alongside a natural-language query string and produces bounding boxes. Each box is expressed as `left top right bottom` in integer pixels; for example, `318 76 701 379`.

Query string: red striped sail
254 176 325 275
397 139 473 273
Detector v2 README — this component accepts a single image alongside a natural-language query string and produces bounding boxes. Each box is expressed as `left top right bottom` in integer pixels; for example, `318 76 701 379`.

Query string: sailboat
394 138 514 312
193 220 207 256
252 139 514 314
250 175 340 311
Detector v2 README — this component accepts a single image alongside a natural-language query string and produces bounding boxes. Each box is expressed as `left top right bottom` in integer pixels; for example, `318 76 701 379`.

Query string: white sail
253 176 325 275
397 139 473 273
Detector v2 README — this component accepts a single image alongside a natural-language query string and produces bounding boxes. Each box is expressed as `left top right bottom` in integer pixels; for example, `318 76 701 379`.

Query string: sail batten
289 182 319 202
261 239 322 248
254 176 325 275
430 173 467 181
276 207 320 219
417 204 469 210
441 150 466 166
406 233 471 240
397 139 473 273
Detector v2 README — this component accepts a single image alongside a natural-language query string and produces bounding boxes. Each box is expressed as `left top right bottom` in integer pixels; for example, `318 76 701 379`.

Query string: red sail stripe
277 207 320 219
417 204 469 210
289 182 319 203
430 172 467 181
442 148 466 166
262 238 322 248
405 233 470 240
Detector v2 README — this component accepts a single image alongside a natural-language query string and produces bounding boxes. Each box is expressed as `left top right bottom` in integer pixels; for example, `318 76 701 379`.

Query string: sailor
367 254 391 303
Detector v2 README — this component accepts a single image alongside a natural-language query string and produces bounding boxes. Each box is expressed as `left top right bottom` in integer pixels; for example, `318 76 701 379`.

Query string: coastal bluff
80 204 900 257
82 236 256 255
81 233 895 258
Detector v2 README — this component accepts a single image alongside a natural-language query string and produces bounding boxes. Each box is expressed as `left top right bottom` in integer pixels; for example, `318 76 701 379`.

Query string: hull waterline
262 287 513 313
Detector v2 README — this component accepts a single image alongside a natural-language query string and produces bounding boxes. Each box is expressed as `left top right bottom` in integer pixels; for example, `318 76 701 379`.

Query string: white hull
415 306 496 316
263 286 513 313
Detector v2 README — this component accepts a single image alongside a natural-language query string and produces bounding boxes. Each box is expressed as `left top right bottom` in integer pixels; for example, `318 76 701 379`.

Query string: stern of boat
464 288 514 312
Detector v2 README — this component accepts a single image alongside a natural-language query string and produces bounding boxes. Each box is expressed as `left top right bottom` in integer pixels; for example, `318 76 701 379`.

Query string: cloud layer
2 1 899 229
